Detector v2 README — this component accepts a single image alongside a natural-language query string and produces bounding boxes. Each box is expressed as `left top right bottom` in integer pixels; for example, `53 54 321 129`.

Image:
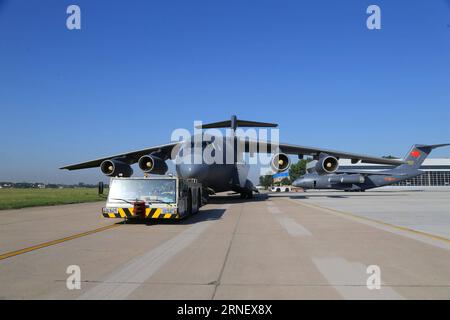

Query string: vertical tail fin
397 144 450 171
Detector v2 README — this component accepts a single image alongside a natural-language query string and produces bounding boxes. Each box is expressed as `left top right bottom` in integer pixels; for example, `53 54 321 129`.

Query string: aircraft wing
243 140 406 166
60 142 181 170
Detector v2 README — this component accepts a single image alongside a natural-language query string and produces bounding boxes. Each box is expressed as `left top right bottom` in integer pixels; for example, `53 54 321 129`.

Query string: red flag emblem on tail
410 150 421 158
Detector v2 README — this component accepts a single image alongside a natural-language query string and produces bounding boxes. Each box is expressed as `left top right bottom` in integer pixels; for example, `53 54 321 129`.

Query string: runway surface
0 190 449 299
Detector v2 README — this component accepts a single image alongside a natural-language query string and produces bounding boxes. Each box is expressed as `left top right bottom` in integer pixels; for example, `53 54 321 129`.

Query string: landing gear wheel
196 191 202 212
190 190 197 214
240 191 253 199
187 191 193 216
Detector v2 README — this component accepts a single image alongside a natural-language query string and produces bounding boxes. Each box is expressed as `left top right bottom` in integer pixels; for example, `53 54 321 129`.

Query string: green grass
0 188 108 210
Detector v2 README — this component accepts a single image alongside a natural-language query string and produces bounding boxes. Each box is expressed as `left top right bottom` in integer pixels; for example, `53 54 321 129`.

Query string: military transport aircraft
293 143 450 192
61 115 405 198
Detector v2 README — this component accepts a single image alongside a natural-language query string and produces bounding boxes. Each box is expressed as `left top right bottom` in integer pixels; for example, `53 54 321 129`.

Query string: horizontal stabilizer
196 115 278 131
419 143 450 150
198 120 278 129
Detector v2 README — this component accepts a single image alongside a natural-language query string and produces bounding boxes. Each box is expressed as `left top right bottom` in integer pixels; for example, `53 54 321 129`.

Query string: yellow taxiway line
0 224 121 261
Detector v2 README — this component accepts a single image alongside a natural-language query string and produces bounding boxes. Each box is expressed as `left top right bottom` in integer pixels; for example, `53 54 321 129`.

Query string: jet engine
138 155 168 175
271 153 290 173
315 155 339 174
100 159 133 177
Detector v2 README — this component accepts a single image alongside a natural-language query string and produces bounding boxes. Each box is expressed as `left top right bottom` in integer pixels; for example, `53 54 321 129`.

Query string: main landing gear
240 191 254 199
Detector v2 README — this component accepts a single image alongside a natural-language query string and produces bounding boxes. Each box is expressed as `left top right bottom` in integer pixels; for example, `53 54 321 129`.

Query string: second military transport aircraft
293 144 450 192
61 115 405 198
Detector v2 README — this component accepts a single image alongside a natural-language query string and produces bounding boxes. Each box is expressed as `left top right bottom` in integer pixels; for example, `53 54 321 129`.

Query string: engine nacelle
138 155 168 175
315 155 339 174
271 153 290 173
100 159 133 177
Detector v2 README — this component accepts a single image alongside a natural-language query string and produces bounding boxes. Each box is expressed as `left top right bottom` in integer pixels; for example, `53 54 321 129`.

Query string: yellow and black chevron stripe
103 207 180 219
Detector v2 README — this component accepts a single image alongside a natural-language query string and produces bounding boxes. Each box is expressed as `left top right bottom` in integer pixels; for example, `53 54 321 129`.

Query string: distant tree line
259 159 310 189
0 182 107 189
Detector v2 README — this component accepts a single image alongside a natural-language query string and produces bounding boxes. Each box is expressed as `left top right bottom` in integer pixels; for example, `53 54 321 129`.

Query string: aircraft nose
177 163 210 180
292 179 304 188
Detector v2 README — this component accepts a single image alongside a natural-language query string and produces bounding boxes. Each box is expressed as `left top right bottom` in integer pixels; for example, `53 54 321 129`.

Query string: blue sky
1 0 449 184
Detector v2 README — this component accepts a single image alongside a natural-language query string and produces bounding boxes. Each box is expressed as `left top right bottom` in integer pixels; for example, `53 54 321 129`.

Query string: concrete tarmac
0 191 449 299
281 189 450 239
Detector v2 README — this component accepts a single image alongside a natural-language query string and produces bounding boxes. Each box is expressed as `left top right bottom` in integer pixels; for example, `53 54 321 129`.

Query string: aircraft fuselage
174 136 254 194
294 170 422 191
